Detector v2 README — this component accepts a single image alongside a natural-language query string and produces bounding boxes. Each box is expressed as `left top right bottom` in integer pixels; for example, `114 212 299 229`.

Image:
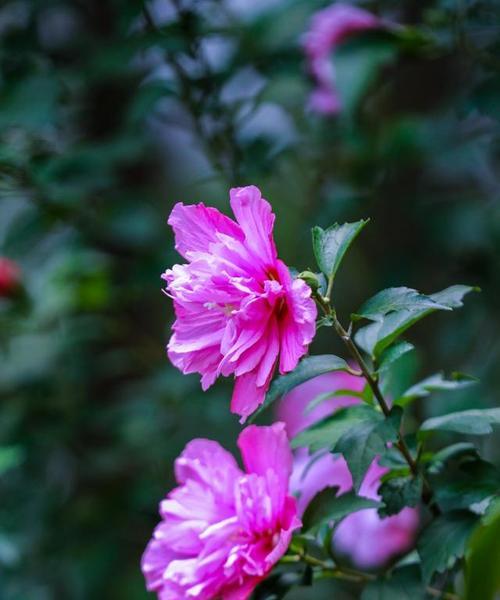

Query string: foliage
1 0 499 598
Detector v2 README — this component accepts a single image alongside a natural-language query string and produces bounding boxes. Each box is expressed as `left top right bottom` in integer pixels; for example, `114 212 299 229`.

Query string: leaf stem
324 273 335 304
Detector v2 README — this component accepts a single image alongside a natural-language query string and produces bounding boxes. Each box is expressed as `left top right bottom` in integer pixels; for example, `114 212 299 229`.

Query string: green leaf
293 405 402 491
378 341 415 374
355 285 478 358
417 511 479 582
292 404 378 453
396 372 477 407
361 565 425 600
378 446 410 470
312 220 369 284
0 446 24 475
353 287 449 322
305 388 367 414
0 75 60 130
334 406 402 491
302 488 381 532
465 502 500 600
249 355 351 421
420 408 500 436
430 284 481 307
378 476 423 517
428 443 478 471
431 457 500 514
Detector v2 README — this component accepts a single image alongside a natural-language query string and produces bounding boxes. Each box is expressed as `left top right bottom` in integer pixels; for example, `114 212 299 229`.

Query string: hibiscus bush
1 0 499 599
143 186 494 599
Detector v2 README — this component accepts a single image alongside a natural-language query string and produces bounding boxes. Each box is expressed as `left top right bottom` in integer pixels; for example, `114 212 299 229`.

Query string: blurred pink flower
0 257 21 297
334 458 419 569
278 372 419 569
163 185 317 421
276 370 365 439
141 422 300 600
304 3 382 114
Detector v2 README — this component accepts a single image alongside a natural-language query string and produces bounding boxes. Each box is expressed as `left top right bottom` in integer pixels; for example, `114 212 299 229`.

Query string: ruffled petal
175 438 241 495
141 533 181 593
168 202 243 260
229 186 277 266
231 370 268 422
237 422 292 491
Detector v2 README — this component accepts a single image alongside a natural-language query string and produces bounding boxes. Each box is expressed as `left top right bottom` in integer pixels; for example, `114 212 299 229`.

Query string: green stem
294 554 459 599
314 290 439 515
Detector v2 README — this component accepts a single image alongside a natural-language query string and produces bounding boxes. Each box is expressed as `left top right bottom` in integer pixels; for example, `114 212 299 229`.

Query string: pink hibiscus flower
141 422 301 600
277 372 419 569
304 3 382 114
163 185 317 421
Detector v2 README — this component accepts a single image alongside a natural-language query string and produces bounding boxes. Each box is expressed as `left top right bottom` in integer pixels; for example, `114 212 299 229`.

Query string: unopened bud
298 271 321 291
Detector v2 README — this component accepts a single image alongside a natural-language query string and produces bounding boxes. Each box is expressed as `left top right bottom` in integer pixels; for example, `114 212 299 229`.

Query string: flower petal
168 202 243 260
229 186 277 266
231 370 268 422
237 422 292 490
175 438 242 494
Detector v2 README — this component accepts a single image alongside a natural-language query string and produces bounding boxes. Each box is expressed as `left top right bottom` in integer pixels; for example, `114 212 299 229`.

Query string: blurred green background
0 0 499 598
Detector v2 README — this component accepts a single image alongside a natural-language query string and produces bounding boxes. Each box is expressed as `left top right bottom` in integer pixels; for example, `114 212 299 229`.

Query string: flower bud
298 270 321 292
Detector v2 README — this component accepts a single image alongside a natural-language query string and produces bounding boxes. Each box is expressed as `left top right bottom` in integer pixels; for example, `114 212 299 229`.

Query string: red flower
0 258 21 297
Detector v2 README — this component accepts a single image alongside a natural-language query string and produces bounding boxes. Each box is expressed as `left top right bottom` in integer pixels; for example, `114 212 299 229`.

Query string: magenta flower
141 423 300 600
304 3 382 114
278 372 419 569
163 185 317 420
276 369 365 440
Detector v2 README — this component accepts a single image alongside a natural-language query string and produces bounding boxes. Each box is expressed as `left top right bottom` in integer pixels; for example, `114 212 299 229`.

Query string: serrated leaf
417 511 478 582
355 285 478 358
378 476 423 517
292 404 378 453
293 405 402 491
353 287 449 322
249 355 350 421
430 284 481 307
361 565 425 600
302 487 381 532
334 406 403 491
312 220 369 283
396 372 477 407
420 408 500 435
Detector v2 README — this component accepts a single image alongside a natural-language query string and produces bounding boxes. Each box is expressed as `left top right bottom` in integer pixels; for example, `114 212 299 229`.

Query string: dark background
0 0 499 598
